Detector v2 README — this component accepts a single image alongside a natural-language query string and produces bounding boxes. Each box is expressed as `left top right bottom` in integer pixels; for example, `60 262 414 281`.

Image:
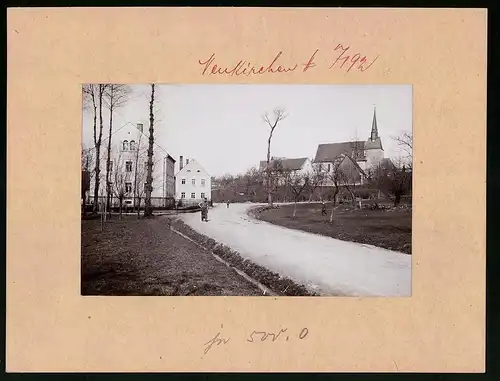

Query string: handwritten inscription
203 327 309 355
198 45 379 76
329 44 379 73
203 332 230 355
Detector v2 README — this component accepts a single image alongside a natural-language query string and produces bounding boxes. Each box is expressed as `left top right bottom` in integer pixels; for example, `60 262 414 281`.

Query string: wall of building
87 123 170 205
164 157 176 198
175 159 212 202
366 148 384 168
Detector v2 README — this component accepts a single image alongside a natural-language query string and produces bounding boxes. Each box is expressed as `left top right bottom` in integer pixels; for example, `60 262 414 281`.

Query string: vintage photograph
81 84 412 297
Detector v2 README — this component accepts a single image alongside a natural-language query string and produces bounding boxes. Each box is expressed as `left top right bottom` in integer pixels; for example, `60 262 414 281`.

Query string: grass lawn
255 202 412 254
81 216 263 295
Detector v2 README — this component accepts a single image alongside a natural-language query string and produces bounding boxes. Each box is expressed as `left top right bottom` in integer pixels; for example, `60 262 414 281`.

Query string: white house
175 156 212 203
86 122 175 208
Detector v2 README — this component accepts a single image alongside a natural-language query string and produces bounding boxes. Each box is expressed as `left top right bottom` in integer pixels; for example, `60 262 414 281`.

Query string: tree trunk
93 144 101 213
329 203 335 223
105 104 113 218
137 198 141 219
119 199 123 219
394 192 401 206
93 85 105 213
266 135 273 206
144 84 155 217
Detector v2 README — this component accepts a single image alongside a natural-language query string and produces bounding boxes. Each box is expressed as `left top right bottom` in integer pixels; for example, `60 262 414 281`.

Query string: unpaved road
179 203 412 297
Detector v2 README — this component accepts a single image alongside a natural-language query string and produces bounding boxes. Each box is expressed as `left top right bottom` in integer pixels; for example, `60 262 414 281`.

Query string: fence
86 195 176 211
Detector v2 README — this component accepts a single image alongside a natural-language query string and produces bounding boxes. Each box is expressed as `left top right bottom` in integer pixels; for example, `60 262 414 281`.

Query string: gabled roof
313 141 365 163
175 159 210 177
259 157 308 172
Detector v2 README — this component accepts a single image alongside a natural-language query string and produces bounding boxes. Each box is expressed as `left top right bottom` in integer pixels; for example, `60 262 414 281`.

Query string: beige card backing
7 7 486 372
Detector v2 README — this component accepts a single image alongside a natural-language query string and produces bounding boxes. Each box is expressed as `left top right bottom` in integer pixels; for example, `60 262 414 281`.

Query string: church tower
365 107 384 168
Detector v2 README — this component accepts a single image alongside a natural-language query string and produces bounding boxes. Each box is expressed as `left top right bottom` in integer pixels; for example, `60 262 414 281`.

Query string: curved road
179 203 411 297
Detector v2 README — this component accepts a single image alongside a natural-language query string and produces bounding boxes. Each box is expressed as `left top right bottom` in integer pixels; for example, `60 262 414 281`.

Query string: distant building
258 157 313 185
313 107 392 186
175 156 212 203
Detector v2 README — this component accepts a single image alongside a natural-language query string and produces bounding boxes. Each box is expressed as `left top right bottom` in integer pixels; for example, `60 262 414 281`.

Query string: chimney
186 158 190 165
137 123 144 133
180 156 184 170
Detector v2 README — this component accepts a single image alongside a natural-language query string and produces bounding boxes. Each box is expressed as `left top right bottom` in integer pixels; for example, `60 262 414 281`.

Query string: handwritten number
299 328 309 339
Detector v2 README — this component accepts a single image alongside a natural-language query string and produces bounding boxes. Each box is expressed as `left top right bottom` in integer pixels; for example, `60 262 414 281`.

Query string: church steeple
371 106 378 141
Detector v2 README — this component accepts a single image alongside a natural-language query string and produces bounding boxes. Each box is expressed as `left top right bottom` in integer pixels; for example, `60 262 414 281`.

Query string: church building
313 107 392 186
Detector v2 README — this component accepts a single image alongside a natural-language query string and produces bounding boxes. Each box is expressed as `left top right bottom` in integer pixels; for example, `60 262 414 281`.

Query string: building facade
313 107 387 186
175 156 212 203
164 155 176 199
87 122 175 208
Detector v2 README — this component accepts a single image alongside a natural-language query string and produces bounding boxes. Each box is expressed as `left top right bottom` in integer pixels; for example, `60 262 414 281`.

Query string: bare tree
81 145 94 215
104 85 131 215
326 155 349 223
144 84 156 217
284 171 310 218
263 108 287 206
112 172 127 220
306 162 326 202
370 157 411 206
392 131 413 169
132 125 146 213
83 84 104 213
134 163 148 218
243 166 264 201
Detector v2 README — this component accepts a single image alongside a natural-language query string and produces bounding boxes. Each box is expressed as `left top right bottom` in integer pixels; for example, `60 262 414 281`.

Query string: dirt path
81 217 263 296
179 204 412 297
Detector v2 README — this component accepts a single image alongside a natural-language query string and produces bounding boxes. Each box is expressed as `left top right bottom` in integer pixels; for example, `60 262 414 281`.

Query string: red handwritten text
197 47 380 76
198 52 298 77
329 44 379 73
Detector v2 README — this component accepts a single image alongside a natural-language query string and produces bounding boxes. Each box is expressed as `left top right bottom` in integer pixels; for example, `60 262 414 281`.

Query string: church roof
313 141 365 163
259 157 308 171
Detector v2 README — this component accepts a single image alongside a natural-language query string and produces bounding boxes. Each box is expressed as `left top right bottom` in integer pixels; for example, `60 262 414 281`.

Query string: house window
327 164 331 172
123 140 129 151
191 192 196 199
181 192 186 199
192 178 196 186
126 161 133 172
201 179 205 187
130 140 136 150
125 183 132 193
181 178 186 185
201 192 205 199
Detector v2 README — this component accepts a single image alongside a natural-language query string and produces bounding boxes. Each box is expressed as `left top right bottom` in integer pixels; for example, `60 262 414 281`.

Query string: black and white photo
81 84 413 297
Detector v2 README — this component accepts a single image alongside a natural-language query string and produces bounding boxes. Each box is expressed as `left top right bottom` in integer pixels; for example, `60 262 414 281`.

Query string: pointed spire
371 106 378 141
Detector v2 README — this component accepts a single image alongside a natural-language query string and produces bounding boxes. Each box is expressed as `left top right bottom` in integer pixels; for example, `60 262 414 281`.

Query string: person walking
226 200 230 208
199 197 209 222
321 201 327 216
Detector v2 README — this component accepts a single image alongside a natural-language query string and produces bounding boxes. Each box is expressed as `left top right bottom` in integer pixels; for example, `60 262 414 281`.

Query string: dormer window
123 140 129 151
130 140 136 150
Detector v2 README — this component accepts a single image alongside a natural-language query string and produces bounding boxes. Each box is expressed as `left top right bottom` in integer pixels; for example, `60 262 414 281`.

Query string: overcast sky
82 84 412 177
